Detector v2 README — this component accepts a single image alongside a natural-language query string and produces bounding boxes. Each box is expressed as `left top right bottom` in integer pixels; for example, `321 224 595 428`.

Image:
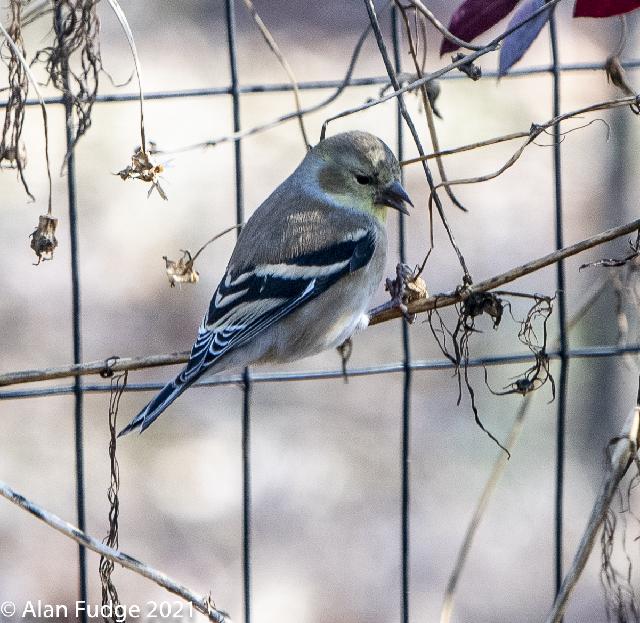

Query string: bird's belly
320 311 365 350
257 289 370 365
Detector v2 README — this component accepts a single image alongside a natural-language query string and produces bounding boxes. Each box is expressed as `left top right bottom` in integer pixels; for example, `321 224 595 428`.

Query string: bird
119 130 412 436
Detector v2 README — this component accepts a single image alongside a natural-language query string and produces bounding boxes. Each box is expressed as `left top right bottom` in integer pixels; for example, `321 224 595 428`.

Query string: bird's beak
375 180 413 215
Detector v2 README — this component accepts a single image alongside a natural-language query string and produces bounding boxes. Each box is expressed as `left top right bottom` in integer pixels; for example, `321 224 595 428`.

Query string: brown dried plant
117 146 166 200
162 224 243 288
98 370 128 623
163 250 200 288
105 0 163 198
29 213 58 264
34 0 102 164
0 0 30 197
1 6 56 264
428 290 554 454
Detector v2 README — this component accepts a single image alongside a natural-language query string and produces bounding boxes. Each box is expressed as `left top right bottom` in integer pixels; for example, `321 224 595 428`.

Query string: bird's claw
385 262 428 323
336 337 353 383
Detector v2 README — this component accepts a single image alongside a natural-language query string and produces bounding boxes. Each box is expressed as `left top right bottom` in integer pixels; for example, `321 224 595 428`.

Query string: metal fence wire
2 1 640 622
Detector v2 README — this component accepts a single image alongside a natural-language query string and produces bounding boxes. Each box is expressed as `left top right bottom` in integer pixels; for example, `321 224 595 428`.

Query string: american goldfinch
120 131 412 436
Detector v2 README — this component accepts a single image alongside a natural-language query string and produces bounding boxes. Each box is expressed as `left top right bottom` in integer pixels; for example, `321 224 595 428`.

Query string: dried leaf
29 214 58 265
574 0 640 18
498 0 552 77
440 0 520 56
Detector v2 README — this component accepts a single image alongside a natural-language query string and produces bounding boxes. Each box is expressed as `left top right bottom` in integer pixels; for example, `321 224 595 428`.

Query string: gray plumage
119 131 411 436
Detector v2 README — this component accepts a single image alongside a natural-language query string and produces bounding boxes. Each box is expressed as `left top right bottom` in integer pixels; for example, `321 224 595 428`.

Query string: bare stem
152 1 392 156
241 0 309 149
395 1 467 212
363 0 470 279
0 479 231 623
405 0 485 51
412 96 635 194
1 219 638 387
401 132 529 165
106 0 146 151
321 0 564 137
0 16 52 214
191 223 243 263
369 217 640 325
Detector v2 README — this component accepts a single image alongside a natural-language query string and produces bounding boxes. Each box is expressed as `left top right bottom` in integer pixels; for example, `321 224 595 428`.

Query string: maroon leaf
574 0 640 18
440 0 521 56
499 0 551 76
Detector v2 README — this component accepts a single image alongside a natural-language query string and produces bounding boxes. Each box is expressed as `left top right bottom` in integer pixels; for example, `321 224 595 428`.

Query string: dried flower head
117 147 167 200
30 214 58 265
163 251 199 288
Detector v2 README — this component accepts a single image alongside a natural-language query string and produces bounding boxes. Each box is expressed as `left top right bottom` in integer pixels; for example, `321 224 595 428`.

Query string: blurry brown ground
1 2 640 622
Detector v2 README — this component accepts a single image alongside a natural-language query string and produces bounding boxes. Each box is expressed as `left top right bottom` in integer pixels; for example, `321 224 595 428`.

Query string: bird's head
309 131 412 221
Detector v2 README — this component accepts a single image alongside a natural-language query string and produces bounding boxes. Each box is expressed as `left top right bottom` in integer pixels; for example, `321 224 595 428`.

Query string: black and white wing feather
119 229 376 435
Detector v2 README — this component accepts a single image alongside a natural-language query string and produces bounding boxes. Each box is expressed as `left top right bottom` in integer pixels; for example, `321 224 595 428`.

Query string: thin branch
545 405 640 623
151 1 393 156
0 479 231 623
190 223 244 263
404 0 485 51
414 99 630 195
0 351 189 387
105 0 146 151
363 0 471 281
21 0 54 28
395 1 468 212
401 131 529 165
369 217 640 325
1 219 639 387
401 93 635 169
0 16 52 214
241 0 309 149
321 0 565 138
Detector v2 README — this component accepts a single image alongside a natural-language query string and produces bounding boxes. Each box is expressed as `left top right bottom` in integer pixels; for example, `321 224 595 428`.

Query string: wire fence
2 1 640 622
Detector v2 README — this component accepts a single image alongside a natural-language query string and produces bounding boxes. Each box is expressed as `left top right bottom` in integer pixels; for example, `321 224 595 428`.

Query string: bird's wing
178 226 377 384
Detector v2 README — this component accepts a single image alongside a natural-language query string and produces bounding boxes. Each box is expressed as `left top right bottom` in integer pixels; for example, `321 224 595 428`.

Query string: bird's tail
118 375 191 436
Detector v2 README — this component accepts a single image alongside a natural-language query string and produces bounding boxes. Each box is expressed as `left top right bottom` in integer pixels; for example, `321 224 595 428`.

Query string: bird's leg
385 262 429 323
336 337 353 383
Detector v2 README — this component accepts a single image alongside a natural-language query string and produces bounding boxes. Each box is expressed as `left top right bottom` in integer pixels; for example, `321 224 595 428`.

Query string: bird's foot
385 263 429 324
336 337 352 384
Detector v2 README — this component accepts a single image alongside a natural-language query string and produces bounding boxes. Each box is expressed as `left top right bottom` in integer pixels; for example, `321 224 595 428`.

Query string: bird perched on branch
119 131 412 436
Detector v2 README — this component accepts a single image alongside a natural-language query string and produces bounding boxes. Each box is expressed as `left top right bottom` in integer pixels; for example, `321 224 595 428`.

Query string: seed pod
29 214 58 265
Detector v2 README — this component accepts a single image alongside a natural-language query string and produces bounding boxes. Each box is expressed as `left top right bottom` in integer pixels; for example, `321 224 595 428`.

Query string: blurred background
1 1 640 621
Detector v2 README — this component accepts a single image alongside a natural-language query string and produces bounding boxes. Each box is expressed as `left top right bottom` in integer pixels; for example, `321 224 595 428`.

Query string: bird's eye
356 174 373 185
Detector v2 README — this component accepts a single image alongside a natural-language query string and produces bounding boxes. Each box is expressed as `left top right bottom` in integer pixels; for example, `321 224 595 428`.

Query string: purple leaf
574 0 640 18
440 0 521 57
499 0 552 76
